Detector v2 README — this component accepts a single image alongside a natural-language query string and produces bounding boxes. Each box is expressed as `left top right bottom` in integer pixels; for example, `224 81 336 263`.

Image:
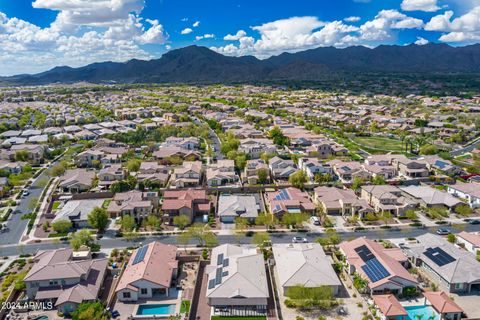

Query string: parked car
310 216 320 225
469 219 480 225
292 236 308 243
436 228 450 235
21 190 30 197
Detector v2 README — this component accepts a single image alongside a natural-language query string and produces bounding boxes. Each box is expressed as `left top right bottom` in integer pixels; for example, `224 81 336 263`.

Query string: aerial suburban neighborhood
0 83 477 320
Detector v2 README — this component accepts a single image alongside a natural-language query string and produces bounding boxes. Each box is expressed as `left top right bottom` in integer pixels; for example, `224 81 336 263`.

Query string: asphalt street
1 223 479 257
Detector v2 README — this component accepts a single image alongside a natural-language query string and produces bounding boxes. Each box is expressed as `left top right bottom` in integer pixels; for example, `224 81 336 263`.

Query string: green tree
281 212 309 228
255 213 278 229
177 231 191 252
289 171 308 189
420 144 439 155
351 177 365 191
380 211 393 226
234 217 249 242
119 215 136 232
455 205 473 217
257 168 269 184
173 215 190 230
70 229 92 250
52 219 72 234
87 207 109 231
71 301 107 320
269 126 290 146
252 232 270 248
142 215 161 230
447 233 456 243
371 175 386 185
126 158 141 172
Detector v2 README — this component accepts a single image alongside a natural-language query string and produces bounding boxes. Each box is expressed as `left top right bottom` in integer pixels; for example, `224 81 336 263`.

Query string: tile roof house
153 146 201 162
372 294 407 320
265 187 315 217
58 169 96 193
162 189 211 224
107 190 159 220
447 182 480 208
298 157 332 181
339 237 418 295
217 194 259 223
272 243 341 296
268 156 297 180
116 242 178 302
456 231 480 255
98 164 126 188
328 160 371 183
52 198 105 228
24 248 108 315
314 186 373 218
361 185 416 216
170 161 203 188
404 233 480 293
243 159 270 185
137 161 170 187
423 291 463 319
206 160 238 187
400 186 463 210
75 149 104 167
206 244 269 316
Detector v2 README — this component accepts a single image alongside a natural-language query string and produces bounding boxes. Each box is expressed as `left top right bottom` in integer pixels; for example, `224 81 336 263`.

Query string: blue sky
0 0 479 75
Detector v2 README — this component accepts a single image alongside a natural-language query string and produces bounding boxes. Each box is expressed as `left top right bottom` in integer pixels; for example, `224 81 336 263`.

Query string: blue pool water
136 304 176 316
405 305 439 320
34 317 48 320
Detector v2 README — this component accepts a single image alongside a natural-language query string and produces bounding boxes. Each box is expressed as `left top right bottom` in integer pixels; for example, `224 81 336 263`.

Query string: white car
310 216 320 225
292 236 308 243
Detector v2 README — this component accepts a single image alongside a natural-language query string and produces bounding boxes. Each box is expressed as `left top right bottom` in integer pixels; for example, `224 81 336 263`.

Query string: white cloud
181 28 193 35
414 36 429 44
401 0 440 12
193 21 200 27
224 30 247 40
360 10 424 41
344 16 361 22
212 12 424 58
425 6 480 42
196 33 214 41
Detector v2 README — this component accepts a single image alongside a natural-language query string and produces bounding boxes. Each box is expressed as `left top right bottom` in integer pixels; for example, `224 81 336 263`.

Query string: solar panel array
273 189 291 201
208 279 215 289
215 267 223 285
361 258 391 282
132 245 149 265
354 245 375 262
223 258 229 267
217 253 224 265
424 247 456 267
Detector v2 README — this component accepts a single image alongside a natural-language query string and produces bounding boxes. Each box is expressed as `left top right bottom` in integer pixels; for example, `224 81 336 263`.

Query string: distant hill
3 43 480 85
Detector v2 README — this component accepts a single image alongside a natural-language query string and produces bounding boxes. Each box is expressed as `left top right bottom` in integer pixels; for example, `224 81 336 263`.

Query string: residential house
400 186 463 210
107 190 159 220
447 182 480 208
265 187 315 217
404 233 480 293
372 294 407 320
422 291 463 320
24 248 108 314
238 138 276 159
298 157 332 181
137 161 169 187
329 160 370 183
10 144 45 165
206 160 238 187
52 199 105 228
392 157 429 179
153 146 201 162
58 169 96 193
162 189 211 223
206 244 269 317
217 194 259 223
243 159 270 185
98 164 126 188
75 149 104 167
361 185 415 216
170 161 202 188
339 237 418 295
269 156 297 180
314 186 373 218
116 242 178 302
272 243 341 296
419 155 461 176
456 231 480 255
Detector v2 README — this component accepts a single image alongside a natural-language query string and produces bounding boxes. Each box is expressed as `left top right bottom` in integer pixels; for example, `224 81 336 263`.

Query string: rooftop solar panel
217 253 224 265
215 267 223 285
355 245 375 262
208 279 215 289
223 258 229 267
361 258 390 282
222 271 229 277
132 245 148 265
424 247 456 267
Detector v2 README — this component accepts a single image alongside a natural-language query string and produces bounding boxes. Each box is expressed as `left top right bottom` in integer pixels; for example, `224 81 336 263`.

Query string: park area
352 136 405 154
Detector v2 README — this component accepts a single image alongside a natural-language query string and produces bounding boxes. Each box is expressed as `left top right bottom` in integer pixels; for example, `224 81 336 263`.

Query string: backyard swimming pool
136 304 176 316
405 305 439 320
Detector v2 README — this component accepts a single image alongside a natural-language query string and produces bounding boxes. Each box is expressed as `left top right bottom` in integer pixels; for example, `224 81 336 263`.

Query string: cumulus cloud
181 28 193 35
401 0 440 12
425 6 480 42
193 21 200 27
212 12 424 58
0 0 169 75
414 36 429 45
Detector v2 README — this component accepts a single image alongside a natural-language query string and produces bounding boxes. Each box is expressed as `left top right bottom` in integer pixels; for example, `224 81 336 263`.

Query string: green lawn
180 300 190 313
102 199 111 209
52 201 61 211
352 136 405 153
48 232 68 238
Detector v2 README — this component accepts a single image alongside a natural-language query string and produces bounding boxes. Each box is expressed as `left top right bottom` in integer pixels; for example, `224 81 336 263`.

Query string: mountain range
3 43 480 85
